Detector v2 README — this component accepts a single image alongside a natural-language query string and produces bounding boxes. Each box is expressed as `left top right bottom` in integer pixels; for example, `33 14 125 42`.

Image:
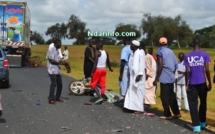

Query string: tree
67 14 88 44
45 23 67 40
30 31 45 44
141 13 193 47
194 25 215 48
114 23 141 41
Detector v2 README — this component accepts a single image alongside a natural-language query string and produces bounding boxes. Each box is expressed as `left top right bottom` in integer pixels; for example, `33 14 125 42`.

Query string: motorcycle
68 77 92 96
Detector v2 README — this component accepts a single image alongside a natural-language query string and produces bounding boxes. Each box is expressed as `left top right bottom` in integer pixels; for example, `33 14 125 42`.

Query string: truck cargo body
0 1 31 67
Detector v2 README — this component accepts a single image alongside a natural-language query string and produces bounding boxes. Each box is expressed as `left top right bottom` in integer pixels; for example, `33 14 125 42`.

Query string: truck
0 1 31 67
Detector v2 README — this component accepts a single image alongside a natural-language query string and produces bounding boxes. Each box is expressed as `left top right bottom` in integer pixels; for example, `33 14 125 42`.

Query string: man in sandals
124 40 146 114
153 37 181 119
91 42 113 104
47 39 68 105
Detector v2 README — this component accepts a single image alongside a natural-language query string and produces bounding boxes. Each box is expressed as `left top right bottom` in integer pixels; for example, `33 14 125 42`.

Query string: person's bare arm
91 51 99 77
205 62 212 91
185 66 190 90
106 51 113 72
119 60 125 81
153 56 163 85
49 59 66 65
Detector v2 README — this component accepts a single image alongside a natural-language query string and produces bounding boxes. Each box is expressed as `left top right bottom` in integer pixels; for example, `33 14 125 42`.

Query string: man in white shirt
175 52 189 111
62 46 69 61
46 37 63 68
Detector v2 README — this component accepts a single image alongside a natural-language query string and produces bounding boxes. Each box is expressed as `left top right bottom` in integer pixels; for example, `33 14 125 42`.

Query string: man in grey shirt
47 39 68 105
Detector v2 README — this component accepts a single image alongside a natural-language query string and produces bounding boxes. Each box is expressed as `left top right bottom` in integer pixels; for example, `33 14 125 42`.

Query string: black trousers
160 83 180 117
48 74 63 101
187 83 208 126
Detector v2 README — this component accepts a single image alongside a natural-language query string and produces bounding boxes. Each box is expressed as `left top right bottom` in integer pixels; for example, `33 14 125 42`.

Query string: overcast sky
9 0 215 44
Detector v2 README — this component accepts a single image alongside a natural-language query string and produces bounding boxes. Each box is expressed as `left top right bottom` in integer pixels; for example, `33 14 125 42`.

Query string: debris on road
38 119 48 121
180 129 188 133
143 112 156 117
61 127 71 132
111 129 123 132
36 101 41 106
84 102 92 105
13 90 22 92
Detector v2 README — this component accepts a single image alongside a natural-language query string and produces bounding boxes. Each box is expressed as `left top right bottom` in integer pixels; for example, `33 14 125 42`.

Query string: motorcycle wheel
68 81 86 95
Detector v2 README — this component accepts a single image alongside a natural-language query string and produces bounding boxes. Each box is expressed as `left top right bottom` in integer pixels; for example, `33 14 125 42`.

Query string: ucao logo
188 56 204 66
6 7 22 13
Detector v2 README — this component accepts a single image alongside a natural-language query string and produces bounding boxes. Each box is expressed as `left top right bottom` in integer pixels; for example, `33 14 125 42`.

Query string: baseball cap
159 37 167 45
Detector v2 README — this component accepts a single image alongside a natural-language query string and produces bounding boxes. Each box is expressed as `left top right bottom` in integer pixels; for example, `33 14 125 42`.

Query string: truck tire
2 80 9 88
22 49 31 67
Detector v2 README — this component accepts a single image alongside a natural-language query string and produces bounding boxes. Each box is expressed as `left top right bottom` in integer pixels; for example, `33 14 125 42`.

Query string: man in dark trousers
153 37 181 120
84 39 96 78
184 38 212 133
47 39 68 105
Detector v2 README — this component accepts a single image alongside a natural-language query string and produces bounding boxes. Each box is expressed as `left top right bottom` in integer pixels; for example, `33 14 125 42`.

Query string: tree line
30 13 215 48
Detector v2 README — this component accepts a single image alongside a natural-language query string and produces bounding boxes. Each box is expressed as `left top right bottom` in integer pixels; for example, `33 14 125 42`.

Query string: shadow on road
112 100 215 134
0 118 6 123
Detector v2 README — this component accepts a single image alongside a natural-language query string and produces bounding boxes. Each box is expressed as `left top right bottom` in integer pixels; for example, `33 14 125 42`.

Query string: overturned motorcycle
68 77 121 103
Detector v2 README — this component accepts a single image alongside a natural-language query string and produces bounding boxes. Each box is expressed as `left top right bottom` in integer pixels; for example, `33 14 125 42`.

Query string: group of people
119 37 212 133
46 36 212 133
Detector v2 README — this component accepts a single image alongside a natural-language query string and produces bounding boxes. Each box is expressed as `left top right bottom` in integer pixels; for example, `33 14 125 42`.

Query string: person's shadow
0 118 6 123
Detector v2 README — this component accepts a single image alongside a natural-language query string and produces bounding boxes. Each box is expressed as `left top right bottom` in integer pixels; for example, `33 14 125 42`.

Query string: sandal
49 100 56 105
159 116 172 120
173 114 181 118
94 99 103 104
134 111 143 114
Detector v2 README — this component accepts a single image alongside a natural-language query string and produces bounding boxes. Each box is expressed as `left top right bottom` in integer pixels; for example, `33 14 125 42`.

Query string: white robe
124 49 146 112
144 54 156 105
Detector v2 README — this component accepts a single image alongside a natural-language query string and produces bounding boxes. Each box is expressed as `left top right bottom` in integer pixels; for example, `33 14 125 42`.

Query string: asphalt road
0 67 214 134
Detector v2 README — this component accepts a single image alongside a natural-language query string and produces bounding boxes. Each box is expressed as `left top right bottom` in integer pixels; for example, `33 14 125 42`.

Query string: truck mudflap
6 54 22 67
8 41 25 47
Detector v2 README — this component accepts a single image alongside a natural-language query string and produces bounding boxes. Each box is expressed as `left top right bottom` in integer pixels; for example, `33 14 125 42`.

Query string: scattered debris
143 112 156 117
111 129 122 132
84 102 92 105
38 119 48 121
180 129 188 133
61 127 71 132
36 101 41 106
125 126 132 129
13 90 22 92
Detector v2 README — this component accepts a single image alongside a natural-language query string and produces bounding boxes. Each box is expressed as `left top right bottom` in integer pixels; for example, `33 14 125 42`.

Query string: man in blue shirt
119 38 132 100
153 37 181 120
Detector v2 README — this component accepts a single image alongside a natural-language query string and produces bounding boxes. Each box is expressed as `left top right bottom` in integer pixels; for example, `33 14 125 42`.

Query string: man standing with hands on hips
184 37 212 133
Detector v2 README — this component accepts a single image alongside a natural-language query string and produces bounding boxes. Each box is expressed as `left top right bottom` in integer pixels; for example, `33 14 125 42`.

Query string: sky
3 0 215 44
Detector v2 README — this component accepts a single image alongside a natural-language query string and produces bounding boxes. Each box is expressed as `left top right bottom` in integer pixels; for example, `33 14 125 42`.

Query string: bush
28 56 45 67
110 60 119 67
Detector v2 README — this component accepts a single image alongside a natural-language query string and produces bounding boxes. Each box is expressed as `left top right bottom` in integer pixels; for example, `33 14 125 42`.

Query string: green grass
31 45 215 131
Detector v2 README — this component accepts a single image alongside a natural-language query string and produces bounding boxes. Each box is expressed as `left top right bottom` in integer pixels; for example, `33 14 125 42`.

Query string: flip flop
94 99 103 104
159 116 172 120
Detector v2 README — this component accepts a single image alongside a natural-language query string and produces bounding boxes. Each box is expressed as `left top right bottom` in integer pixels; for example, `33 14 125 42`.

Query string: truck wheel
68 81 86 96
2 80 9 88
